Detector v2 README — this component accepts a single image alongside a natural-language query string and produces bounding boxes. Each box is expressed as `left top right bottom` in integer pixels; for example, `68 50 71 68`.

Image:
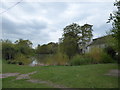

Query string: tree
60 23 81 59
79 24 93 53
60 23 93 59
107 0 120 62
15 39 33 56
36 42 58 54
2 39 16 60
47 42 58 54
36 44 49 54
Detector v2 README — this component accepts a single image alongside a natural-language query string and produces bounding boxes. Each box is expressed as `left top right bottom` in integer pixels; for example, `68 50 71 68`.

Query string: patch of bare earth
105 69 120 77
16 71 37 80
1 71 68 88
27 79 68 88
0 73 20 78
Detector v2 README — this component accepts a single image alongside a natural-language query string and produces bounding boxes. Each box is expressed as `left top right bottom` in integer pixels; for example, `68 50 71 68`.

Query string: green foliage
15 39 34 56
2 39 34 65
60 37 78 59
14 53 31 65
2 40 16 60
100 52 114 63
87 47 114 63
104 46 116 60
88 48 103 63
107 0 120 62
80 24 93 53
60 23 93 59
36 42 58 54
70 54 93 65
59 23 80 59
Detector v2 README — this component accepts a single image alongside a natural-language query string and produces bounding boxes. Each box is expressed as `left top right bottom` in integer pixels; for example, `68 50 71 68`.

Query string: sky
1 0 116 48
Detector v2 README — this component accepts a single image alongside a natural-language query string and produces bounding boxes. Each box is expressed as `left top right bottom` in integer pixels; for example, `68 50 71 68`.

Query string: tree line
1 23 93 64
1 0 119 64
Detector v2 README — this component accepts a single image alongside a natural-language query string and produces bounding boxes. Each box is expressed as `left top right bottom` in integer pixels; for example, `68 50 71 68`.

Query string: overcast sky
1 0 116 48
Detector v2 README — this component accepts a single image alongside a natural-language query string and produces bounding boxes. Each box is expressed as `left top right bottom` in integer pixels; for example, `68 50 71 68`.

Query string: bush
70 54 93 66
14 53 31 65
100 52 114 63
7 60 18 64
87 48 102 63
18 62 24 65
7 61 11 64
87 47 114 63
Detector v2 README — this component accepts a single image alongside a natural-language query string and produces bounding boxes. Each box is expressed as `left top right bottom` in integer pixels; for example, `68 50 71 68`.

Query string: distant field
2 60 119 88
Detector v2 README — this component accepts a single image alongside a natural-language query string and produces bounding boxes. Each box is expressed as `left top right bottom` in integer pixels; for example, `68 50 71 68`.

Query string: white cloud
60 3 82 18
1 1 116 48
3 0 114 2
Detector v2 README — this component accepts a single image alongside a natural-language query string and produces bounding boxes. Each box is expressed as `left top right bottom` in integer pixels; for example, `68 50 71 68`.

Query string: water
29 58 38 66
29 54 53 66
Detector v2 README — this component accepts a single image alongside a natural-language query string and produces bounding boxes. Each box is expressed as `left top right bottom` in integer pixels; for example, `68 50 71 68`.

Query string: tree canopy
59 23 93 59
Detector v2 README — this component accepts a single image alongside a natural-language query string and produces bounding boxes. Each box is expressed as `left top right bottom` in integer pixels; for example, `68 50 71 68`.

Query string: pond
29 54 52 66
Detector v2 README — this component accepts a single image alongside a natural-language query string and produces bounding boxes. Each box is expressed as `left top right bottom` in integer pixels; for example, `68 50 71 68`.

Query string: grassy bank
2 60 119 88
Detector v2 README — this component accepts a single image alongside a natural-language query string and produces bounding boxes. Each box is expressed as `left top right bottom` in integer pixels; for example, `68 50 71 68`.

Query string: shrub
18 62 24 65
88 47 114 63
100 52 114 63
87 47 102 63
104 46 116 60
7 61 11 64
70 54 93 66
14 53 31 65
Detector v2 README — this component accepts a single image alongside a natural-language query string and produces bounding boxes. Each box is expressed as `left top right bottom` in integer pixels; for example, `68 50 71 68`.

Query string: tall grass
70 54 93 65
45 53 69 65
87 47 114 64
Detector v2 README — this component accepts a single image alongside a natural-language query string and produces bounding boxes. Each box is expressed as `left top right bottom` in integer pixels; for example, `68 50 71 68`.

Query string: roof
89 35 111 46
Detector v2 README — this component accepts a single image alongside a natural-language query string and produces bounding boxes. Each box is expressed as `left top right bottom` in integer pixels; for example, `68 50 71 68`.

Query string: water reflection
29 54 53 66
29 59 38 66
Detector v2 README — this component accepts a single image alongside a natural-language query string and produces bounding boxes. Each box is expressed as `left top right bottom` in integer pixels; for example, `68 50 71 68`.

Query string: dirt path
0 73 20 78
27 79 67 88
105 69 120 77
16 71 37 80
1 71 68 88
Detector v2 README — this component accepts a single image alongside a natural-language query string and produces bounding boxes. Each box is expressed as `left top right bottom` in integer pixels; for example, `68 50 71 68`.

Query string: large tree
59 23 80 59
60 23 93 59
79 24 93 53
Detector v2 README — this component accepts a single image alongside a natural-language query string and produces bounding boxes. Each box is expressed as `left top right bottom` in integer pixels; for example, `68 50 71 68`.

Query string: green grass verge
2 77 53 88
31 64 119 88
2 60 119 88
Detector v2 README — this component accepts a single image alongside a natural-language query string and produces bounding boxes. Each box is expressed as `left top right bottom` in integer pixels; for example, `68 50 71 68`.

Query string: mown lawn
2 77 52 88
2 60 119 88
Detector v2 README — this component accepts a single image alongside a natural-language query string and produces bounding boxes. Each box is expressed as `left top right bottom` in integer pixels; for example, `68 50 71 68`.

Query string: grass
2 60 119 88
2 77 53 88
31 64 119 88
